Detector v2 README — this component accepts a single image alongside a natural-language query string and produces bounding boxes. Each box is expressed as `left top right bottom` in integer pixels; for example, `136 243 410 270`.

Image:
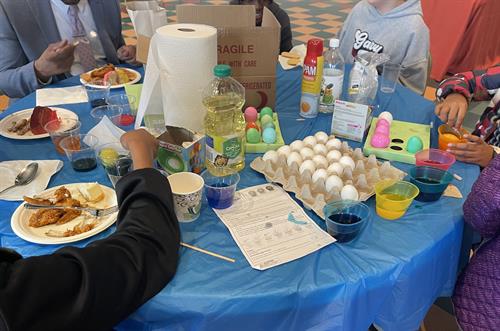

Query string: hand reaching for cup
435 93 468 129
34 40 76 82
120 129 159 170
446 134 494 168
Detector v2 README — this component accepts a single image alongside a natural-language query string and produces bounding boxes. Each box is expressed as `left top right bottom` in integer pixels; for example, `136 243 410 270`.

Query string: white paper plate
80 68 141 89
11 183 117 245
0 107 78 140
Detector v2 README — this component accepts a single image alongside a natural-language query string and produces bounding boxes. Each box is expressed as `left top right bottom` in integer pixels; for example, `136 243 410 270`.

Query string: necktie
68 5 97 72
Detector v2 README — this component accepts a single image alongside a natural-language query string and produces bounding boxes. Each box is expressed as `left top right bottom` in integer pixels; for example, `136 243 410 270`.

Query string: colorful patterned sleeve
436 65 500 102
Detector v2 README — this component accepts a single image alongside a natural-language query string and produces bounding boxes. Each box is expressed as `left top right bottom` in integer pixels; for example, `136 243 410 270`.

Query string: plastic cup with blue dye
202 171 240 209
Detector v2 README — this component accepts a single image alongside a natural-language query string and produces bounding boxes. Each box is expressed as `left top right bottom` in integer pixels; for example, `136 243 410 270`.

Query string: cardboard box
136 5 280 109
157 126 206 175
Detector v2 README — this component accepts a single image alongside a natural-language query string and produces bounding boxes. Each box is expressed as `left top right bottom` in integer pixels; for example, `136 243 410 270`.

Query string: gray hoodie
339 0 430 95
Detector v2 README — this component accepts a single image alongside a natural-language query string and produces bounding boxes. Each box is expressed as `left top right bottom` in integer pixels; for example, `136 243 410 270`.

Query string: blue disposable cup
202 171 240 209
323 200 371 243
408 166 454 202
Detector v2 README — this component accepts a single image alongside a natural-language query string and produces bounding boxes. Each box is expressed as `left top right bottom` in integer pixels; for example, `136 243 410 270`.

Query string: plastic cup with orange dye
438 124 468 151
44 118 81 155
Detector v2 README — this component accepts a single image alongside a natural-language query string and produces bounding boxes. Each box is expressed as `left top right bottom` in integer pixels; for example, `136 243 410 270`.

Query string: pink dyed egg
371 133 390 148
376 118 390 128
375 125 390 135
244 107 258 123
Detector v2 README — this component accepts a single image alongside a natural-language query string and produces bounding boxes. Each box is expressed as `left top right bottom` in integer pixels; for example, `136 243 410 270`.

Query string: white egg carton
250 132 405 219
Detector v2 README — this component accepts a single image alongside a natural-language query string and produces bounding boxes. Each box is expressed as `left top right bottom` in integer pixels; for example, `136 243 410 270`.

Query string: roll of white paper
135 24 217 132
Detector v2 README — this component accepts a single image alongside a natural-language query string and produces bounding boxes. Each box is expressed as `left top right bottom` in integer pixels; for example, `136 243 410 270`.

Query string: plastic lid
214 64 231 78
329 39 340 48
306 38 324 57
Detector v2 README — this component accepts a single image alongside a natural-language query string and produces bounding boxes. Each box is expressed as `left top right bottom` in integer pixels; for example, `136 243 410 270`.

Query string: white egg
290 140 305 152
312 168 328 183
313 144 328 156
312 155 328 169
299 147 315 160
326 150 342 163
302 136 317 148
287 152 303 167
277 145 291 158
341 185 359 201
327 162 344 176
314 131 329 145
325 175 343 193
326 138 342 151
379 111 393 124
299 160 316 175
339 156 355 171
262 150 279 164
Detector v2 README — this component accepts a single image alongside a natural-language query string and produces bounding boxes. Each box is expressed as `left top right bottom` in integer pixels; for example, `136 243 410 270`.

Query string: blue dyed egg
406 136 423 154
262 127 277 144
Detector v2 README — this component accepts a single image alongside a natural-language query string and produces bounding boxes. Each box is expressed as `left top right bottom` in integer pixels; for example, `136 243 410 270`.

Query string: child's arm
436 66 500 102
435 66 500 128
463 154 500 237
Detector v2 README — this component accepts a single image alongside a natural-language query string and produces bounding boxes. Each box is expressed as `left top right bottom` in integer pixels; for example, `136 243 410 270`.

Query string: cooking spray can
300 39 324 118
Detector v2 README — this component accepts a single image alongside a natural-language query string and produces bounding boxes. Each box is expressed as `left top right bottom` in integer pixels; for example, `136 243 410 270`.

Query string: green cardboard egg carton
245 113 285 154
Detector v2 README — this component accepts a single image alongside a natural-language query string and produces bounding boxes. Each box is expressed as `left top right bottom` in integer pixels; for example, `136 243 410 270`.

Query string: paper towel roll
135 24 217 133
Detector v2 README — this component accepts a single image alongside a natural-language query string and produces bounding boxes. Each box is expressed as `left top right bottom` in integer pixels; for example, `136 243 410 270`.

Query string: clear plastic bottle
203 64 246 176
319 39 344 113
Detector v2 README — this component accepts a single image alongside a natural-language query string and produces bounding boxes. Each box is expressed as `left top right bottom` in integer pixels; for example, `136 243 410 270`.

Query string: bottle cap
214 64 231 78
306 38 324 57
329 39 340 48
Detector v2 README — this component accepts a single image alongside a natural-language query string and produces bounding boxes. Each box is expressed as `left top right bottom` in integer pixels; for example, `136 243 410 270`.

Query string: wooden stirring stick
180 242 236 263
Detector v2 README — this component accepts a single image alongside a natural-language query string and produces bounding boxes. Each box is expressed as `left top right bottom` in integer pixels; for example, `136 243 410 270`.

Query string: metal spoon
0 162 39 195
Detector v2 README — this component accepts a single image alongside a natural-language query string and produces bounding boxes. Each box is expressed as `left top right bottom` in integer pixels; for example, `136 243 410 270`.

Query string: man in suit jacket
0 0 136 98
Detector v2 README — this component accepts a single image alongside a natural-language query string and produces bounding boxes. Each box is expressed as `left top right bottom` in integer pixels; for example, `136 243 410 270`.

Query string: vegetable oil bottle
203 65 246 176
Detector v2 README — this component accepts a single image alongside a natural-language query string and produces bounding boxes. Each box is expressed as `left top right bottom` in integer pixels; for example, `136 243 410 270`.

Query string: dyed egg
312 168 328 183
260 107 273 119
262 121 275 130
374 125 390 135
312 155 328 169
262 128 277 144
313 144 328 156
277 145 291 158
246 128 261 144
406 135 423 154
262 150 279 164
246 122 260 132
327 162 344 176
290 140 305 152
339 156 355 170
370 133 390 148
244 107 258 123
299 147 315 160
378 111 393 124
341 185 359 200
314 131 329 145
303 136 317 148
299 160 316 175
326 138 342 151
326 150 342 163
376 118 390 128
325 175 343 193
260 114 273 126
287 152 303 167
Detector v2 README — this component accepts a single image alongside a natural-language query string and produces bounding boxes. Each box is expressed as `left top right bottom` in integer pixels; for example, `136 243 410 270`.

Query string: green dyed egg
260 107 273 119
260 114 273 126
246 128 261 144
262 121 275 130
406 136 423 154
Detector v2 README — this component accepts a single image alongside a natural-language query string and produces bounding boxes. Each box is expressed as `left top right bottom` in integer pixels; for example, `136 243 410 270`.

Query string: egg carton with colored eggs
363 112 431 165
244 106 285 153
250 131 405 219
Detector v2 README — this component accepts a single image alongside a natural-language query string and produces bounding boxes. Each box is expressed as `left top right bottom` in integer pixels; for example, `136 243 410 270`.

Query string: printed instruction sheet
214 184 335 270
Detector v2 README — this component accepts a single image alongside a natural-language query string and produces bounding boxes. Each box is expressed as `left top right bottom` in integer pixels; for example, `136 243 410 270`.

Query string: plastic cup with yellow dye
375 180 420 220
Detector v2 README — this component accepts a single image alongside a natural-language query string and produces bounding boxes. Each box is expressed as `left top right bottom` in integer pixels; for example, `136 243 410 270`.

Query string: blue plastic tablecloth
0 66 479 331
